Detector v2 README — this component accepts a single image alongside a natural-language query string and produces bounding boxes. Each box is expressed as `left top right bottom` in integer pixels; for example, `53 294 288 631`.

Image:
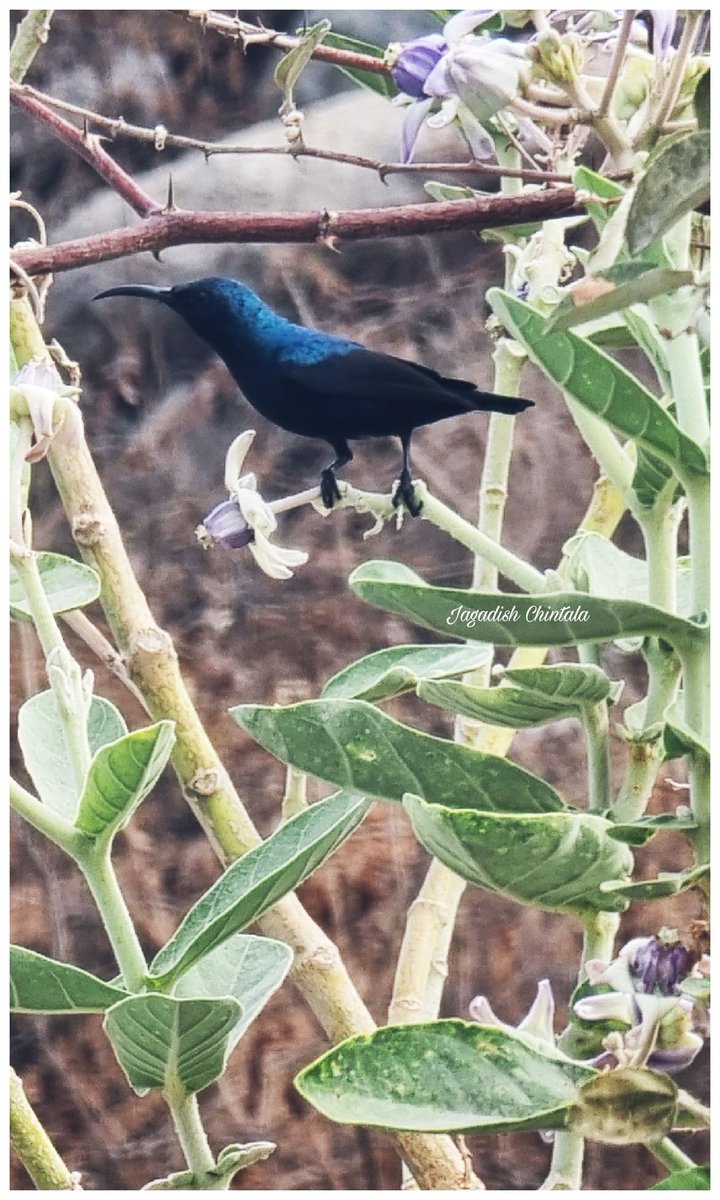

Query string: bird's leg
320 441 353 509
393 433 422 517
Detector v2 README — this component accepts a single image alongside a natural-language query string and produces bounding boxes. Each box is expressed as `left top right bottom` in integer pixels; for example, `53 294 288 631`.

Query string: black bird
94 276 533 515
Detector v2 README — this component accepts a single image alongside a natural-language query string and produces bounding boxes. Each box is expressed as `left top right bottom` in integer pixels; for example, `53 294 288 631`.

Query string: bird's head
93 276 270 341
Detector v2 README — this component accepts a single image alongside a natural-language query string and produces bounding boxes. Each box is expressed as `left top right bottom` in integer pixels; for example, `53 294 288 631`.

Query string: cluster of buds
574 930 708 1076
529 28 585 86
196 431 308 580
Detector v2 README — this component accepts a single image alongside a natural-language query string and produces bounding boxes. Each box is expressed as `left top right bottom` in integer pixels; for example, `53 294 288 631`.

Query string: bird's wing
279 346 484 417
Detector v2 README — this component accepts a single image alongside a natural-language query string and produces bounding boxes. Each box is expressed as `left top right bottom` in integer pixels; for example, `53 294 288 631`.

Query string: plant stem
164 1086 216 1183
76 845 148 992
418 487 546 592
650 1137 697 1175
582 701 611 813
282 765 308 820
472 347 525 593
10 1067 80 1190
10 777 79 856
9 9 53 82
644 12 704 144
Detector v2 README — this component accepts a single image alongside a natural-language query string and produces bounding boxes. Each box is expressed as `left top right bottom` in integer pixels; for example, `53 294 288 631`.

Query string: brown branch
10 87 162 219
182 9 391 75
11 82 586 185
12 187 581 276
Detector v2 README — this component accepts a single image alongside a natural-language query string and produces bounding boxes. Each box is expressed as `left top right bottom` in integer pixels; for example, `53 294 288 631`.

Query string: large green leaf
148 791 370 988
10 552 101 621
419 662 617 728
627 132 710 256
176 934 293 1054
321 31 398 98
104 994 241 1096
233 699 564 814
17 691 127 820
404 794 633 913
599 863 708 903
10 946 129 1013
651 1166 710 1190
74 721 175 840
564 532 693 613
295 1020 595 1134
322 643 492 703
488 290 709 480
662 700 710 761
349 561 704 654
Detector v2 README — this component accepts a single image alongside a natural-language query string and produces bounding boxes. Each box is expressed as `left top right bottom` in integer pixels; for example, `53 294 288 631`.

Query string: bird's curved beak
93 285 173 304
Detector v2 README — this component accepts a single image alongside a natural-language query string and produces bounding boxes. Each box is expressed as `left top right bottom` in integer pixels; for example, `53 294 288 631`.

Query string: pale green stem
9 9 53 82
650 1138 697 1175
75 843 148 993
418 486 546 593
10 1067 80 1190
282 765 308 820
582 701 610 813
544 911 618 1189
472 351 524 593
10 776 79 856
643 12 704 144
564 400 636 506
164 1086 216 1184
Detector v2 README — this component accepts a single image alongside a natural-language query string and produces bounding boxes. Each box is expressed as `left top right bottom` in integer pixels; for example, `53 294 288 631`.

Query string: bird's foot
320 467 342 510
392 472 423 518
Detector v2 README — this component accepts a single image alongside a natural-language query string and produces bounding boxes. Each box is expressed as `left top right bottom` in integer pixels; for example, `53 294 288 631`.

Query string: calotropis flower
386 11 525 163
197 431 308 580
11 359 78 463
575 932 707 1075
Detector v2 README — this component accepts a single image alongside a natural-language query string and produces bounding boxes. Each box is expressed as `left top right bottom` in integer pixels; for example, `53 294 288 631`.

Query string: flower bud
197 499 253 550
433 38 522 123
387 34 448 98
627 934 692 996
569 1067 678 1145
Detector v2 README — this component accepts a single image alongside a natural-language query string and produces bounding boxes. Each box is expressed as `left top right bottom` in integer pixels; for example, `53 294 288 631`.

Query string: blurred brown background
10 9 707 1190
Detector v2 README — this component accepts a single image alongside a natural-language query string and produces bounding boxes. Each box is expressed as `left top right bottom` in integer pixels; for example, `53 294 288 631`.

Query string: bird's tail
479 393 534 415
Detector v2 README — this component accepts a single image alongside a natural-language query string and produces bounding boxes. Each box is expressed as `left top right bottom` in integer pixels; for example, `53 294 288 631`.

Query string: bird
94 276 533 516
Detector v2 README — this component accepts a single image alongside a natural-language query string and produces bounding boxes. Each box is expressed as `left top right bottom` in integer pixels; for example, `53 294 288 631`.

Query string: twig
11 82 590 185
645 12 705 139
9 9 53 83
10 1068 82 1190
60 609 151 715
182 9 390 75
10 88 162 219
12 187 581 276
597 10 637 117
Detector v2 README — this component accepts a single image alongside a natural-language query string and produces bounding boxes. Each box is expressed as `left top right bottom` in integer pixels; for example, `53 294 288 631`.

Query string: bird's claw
392 473 423 518
320 467 342 510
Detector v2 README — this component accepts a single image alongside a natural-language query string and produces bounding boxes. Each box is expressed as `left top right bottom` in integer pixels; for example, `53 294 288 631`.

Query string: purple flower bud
199 498 253 550
629 936 692 996
646 11 677 62
390 34 448 98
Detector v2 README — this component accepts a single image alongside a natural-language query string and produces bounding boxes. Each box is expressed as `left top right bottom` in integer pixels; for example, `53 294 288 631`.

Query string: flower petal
400 96 434 164
223 430 256 492
444 10 498 43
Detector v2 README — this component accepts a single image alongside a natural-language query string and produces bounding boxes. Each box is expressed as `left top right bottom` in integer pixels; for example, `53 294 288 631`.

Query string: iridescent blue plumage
94 275 533 514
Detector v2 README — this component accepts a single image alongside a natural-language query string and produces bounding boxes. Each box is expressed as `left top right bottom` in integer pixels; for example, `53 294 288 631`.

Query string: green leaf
694 69 710 130
10 946 129 1013
607 811 697 847
148 791 370 987
662 700 710 761
10 551 100 621
233 698 564 814
18 691 127 820
295 1020 595 1134
546 266 694 334
74 721 175 840
322 643 492 703
321 31 397 98
599 863 709 902
487 290 709 480
104 994 241 1096
573 166 626 231
419 662 617 728
404 794 633 913
349 561 704 655
175 934 293 1054
627 132 710 256
275 20 332 102
651 1166 710 1191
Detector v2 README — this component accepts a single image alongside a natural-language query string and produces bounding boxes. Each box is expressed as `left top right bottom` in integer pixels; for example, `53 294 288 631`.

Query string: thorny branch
11 188 582 276
11 82 588 185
